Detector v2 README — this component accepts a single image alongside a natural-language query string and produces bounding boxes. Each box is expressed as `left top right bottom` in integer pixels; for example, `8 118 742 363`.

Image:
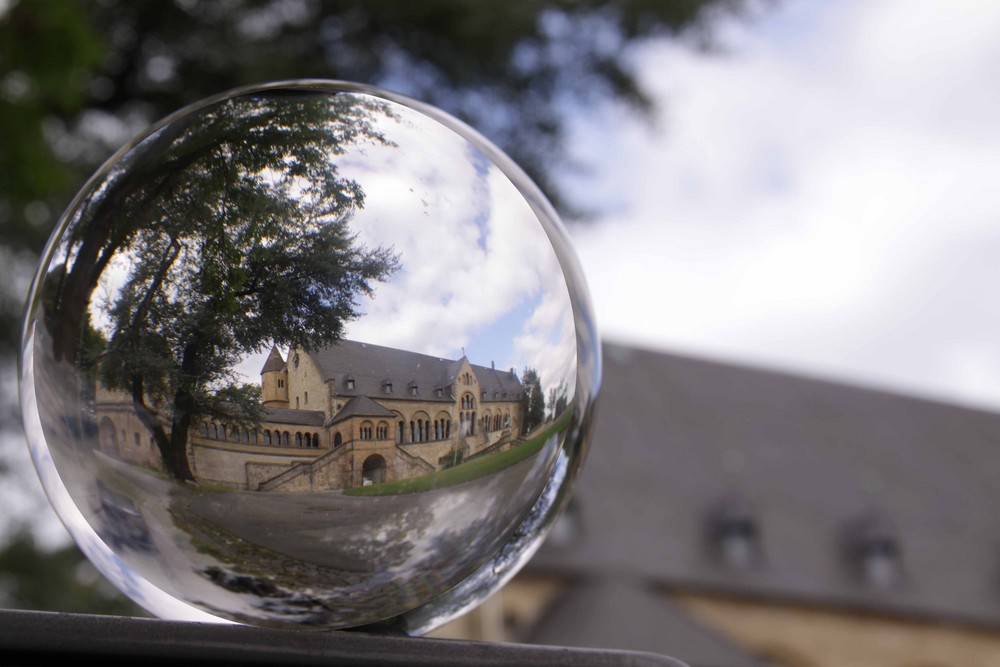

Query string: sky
234 98 578 402
567 0 1000 412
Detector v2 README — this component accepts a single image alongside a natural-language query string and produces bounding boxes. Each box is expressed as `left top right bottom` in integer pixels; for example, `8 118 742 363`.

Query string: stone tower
260 345 289 408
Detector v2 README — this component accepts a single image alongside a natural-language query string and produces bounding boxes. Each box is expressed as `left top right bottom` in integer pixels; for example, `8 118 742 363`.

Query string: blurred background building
433 341 1000 666
3 1 1000 666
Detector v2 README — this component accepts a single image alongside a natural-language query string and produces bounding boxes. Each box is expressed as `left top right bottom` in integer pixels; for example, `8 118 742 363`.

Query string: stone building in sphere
187 339 524 491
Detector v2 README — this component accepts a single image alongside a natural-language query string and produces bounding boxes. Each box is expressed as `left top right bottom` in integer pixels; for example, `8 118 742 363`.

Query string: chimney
491 361 495 369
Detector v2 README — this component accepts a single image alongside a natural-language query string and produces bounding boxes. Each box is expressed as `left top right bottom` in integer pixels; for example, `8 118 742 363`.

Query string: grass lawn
344 411 571 497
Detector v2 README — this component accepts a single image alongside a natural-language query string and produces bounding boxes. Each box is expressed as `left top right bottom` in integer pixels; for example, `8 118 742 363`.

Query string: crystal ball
19 81 599 632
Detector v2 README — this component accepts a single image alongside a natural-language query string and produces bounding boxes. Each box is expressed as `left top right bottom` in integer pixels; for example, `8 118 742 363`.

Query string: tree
548 381 569 420
521 368 545 434
92 93 399 480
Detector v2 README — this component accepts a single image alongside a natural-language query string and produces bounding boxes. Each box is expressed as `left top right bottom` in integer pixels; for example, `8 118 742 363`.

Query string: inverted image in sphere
20 81 600 633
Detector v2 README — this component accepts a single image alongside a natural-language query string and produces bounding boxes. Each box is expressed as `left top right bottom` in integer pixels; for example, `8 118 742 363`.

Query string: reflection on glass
20 81 599 632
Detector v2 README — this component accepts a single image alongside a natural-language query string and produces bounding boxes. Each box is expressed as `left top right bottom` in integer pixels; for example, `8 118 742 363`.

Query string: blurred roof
530 341 1000 628
530 578 764 666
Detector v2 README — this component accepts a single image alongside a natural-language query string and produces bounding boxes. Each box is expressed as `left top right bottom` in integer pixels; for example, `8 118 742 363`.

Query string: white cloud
334 102 577 393
228 100 579 398
569 0 1000 410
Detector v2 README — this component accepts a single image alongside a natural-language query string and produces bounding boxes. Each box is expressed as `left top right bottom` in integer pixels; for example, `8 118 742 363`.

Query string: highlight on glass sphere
18 81 599 633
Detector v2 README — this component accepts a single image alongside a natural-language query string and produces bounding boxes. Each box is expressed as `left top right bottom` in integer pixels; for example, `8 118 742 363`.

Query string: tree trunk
129 373 194 481
165 384 197 481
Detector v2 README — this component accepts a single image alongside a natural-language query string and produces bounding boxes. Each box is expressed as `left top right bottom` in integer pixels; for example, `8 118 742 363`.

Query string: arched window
376 422 388 440
304 391 308 405
219 425 227 440
397 420 404 443
360 421 373 440
265 429 272 445
410 420 415 443
282 431 289 446
200 422 209 437
295 432 303 447
313 433 320 448
252 430 258 444
334 432 343 447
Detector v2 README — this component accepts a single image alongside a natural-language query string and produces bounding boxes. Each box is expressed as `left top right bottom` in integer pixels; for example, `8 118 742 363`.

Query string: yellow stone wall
95 402 165 472
673 592 1000 667
261 366 289 407
189 436 318 488
285 349 328 414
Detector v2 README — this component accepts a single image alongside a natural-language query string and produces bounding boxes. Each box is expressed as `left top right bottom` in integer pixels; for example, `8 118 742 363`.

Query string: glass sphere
19 81 600 632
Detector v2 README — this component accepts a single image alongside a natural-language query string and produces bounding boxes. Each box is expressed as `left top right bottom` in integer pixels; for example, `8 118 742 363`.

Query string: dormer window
494 392 499 399
345 375 355 390
383 381 393 394
843 513 902 589
481 391 487 400
707 498 759 569
409 384 418 396
435 388 443 398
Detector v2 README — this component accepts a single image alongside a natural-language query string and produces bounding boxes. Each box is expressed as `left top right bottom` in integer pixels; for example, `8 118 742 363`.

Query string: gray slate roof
328 395 396 426
306 339 522 402
530 579 763 667
262 407 325 426
260 345 286 374
529 341 1000 628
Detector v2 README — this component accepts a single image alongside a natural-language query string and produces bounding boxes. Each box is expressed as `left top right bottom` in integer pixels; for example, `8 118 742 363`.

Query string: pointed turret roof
260 345 286 374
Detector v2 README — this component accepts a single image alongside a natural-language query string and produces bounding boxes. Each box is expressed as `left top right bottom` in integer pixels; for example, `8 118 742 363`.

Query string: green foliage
548 381 569 419
0 530 144 616
521 367 546 434
86 94 399 479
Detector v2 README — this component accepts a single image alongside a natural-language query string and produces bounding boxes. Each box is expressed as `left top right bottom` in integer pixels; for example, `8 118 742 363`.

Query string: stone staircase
257 442 355 491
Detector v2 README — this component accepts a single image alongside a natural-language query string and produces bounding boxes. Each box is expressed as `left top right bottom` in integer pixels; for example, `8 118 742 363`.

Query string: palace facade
96 340 524 491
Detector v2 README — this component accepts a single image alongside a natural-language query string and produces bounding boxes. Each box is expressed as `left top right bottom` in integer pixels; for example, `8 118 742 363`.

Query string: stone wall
190 437 318 489
285 349 329 415
674 592 1000 667
400 438 458 468
95 401 165 472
